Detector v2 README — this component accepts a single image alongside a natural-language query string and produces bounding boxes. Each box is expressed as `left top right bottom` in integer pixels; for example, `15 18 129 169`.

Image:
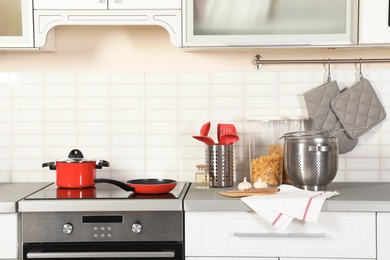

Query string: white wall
0 26 389 184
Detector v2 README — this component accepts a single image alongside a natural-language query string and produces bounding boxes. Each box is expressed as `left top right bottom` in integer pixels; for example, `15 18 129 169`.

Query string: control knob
62 223 73 234
131 222 142 234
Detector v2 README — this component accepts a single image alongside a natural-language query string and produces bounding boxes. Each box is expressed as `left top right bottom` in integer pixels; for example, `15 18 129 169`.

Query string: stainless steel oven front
21 211 184 260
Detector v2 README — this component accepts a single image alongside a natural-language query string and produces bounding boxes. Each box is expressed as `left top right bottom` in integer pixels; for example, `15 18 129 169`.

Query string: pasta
251 144 283 186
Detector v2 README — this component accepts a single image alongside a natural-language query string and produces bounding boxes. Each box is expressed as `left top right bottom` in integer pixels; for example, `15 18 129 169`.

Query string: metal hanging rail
252 55 390 69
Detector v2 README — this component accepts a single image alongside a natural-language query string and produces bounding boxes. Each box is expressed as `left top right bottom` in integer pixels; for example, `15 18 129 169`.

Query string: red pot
43 149 109 189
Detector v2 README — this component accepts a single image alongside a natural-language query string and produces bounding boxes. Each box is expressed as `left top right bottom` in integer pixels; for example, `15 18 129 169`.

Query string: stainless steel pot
282 131 338 191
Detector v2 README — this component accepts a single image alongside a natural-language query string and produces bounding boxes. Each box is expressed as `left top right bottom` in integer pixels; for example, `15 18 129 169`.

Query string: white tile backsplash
0 70 389 183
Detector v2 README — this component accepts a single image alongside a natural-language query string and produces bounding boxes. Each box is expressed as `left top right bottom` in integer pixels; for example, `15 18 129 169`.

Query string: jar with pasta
247 115 302 186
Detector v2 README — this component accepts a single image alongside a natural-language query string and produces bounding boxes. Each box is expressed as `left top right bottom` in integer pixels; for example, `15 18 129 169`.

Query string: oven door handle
27 251 175 259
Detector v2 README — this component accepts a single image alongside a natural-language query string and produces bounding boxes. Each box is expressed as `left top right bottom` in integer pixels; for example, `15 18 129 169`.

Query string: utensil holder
206 144 234 187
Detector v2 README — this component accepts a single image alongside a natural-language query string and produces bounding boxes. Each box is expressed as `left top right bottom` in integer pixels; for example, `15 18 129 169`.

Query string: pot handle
42 162 56 170
94 178 135 192
95 160 110 169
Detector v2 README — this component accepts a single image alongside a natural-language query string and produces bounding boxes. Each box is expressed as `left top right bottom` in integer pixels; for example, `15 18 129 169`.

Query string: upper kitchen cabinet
0 0 34 48
359 0 390 45
33 0 182 48
33 0 181 10
183 0 358 48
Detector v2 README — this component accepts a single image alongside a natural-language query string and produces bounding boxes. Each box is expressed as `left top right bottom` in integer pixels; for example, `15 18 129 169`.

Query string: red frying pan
94 178 177 194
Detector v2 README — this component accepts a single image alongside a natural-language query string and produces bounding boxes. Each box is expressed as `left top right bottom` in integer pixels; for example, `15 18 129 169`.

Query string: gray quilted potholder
331 78 387 139
303 81 340 130
303 81 358 154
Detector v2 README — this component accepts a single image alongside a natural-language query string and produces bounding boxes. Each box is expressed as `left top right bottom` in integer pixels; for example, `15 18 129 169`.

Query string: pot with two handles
42 149 110 189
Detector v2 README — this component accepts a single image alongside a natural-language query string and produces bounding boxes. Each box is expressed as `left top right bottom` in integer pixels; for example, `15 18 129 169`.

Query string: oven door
23 242 183 260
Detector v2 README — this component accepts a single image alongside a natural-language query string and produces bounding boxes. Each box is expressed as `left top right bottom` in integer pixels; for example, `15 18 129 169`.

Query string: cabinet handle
233 232 326 238
27 251 175 259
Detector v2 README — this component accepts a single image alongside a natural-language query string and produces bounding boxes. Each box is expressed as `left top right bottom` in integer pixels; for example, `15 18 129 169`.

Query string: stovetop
25 182 190 200
19 182 191 212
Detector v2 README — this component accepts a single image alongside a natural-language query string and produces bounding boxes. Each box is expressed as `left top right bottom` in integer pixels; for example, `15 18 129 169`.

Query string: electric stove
19 182 191 260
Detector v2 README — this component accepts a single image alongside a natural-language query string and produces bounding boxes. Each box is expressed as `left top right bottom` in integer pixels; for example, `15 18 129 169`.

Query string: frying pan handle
95 160 110 169
94 178 135 192
42 161 56 170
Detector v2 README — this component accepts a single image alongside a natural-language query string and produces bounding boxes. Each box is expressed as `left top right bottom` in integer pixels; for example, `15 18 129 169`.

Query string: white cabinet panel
33 0 182 48
359 0 390 44
33 0 107 10
0 0 34 47
34 0 180 10
0 213 18 259
377 213 390 260
185 211 376 259
109 0 180 10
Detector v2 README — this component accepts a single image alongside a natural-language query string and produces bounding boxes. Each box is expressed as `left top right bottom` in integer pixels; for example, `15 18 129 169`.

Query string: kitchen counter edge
184 182 390 212
0 182 52 213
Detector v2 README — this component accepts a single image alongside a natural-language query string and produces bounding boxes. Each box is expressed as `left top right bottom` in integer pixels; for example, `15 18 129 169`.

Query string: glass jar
195 163 209 189
247 115 302 186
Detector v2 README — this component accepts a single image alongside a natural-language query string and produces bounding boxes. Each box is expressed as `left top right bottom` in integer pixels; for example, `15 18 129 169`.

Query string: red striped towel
241 184 339 230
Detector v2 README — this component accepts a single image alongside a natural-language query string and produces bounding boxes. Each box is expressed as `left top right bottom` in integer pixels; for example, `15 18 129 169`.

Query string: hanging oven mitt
303 81 340 130
331 78 387 139
303 81 358 154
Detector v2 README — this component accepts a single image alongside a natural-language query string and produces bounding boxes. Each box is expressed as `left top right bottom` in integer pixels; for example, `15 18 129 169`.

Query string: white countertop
0 182 52 213
184 182 390 212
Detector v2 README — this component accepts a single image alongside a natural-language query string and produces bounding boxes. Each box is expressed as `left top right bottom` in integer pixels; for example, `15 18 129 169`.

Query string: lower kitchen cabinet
377 213 390 260
186 257 276 260
281 259 371 260
0 213 18 259
185 211 376 259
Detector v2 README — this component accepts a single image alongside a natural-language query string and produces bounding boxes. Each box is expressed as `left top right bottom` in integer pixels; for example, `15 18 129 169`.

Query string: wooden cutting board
218 187 279 197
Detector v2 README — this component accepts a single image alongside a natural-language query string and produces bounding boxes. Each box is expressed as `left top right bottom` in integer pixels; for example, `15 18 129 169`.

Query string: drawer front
185 211 376 258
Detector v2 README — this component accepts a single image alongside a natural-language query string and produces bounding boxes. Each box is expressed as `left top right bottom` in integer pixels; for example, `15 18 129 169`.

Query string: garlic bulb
238 177 252 191
253 177 268 189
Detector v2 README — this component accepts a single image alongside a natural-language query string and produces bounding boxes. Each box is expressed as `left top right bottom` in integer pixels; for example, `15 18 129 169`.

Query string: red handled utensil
193 135 215 145
219 132 239 145
200 122 211 136
217 123 238 144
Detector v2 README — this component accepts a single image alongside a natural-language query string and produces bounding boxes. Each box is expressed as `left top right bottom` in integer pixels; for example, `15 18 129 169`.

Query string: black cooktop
25 182 190 200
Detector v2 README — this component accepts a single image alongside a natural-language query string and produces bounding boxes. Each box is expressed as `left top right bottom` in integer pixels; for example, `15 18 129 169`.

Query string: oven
19 182 190 260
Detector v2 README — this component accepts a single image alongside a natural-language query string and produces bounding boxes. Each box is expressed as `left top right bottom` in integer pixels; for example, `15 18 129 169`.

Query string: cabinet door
377 213 390 260
186 211 376 258
0 213 18 259
108 0 181 10
33 0 108 9
282 258 371 260
184 0 358 47
0 0 33 47
359 0 390 44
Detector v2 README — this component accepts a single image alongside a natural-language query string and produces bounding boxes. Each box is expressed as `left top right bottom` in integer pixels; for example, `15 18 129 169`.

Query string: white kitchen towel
241 184 339 231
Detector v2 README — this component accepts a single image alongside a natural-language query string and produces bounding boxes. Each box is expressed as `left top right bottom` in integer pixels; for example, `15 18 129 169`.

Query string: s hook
327 59 331 82
358 58 364 79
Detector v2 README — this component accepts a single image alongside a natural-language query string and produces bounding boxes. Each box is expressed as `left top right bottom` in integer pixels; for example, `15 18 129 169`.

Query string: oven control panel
22 211 183 243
